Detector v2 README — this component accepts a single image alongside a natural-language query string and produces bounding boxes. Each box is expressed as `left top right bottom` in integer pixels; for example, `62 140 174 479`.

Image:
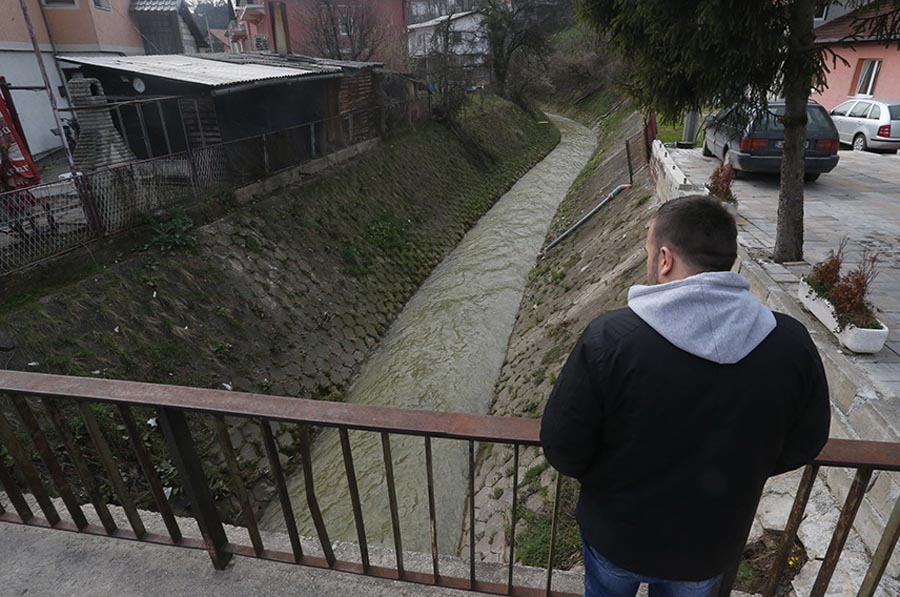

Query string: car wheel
853 134 867 152
804 172 821 182
702 141 713 157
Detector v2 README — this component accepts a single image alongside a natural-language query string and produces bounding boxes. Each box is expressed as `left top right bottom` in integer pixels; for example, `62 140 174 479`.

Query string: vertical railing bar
381 432 404 578
10 396 88 529
545 470 563 597
507 444 520 595
859 487 900 597
117 404 182 543
212 415 264 556
469 439 476 589
157 408 231 570
0 408 60 525
0 448 33 521
298 425 335 567
425 436 440 583
41 398 117 534
625 139 634 185
193 99 205 147
135 104 153 159
114 105 129 153
260 419 304 562
262 133 270 176
339 427 370 573
76 402 146 538
763 464 819 597
156 101 173 156
810 467 874 597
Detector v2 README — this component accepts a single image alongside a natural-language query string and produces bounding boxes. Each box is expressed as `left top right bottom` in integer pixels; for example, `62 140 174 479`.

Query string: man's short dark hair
652 195 737 272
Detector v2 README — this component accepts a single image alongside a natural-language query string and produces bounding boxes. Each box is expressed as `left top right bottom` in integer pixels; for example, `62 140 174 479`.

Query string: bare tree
479 0 548 99
306 0 385 62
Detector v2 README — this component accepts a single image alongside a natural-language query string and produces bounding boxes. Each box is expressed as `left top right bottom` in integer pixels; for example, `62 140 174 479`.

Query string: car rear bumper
730 152 840 174
868 137 900 150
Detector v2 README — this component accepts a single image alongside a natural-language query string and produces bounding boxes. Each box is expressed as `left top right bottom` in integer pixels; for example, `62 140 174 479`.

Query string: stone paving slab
670 147 900 406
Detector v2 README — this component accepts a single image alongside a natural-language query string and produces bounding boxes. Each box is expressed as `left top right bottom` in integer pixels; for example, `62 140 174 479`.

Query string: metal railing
0 369 899 596
0 97 431 277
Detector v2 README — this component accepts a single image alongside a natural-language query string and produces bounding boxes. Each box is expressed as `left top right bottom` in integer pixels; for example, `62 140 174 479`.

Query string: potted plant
798 241 889 354
706 163 738 214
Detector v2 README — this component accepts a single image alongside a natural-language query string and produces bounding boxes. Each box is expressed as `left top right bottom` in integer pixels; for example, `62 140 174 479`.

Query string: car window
849 102 872 117
757 105 834 132
869 105 881 120
890 105 900 120
831 101 856 116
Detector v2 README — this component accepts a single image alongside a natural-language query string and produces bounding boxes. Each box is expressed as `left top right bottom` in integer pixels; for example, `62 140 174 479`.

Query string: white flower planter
798 279 889 354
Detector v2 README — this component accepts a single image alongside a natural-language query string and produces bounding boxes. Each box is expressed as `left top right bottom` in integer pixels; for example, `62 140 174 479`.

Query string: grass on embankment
0 96 560 520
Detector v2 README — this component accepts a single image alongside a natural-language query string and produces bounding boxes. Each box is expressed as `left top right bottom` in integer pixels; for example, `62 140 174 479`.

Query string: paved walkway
671 148 900 400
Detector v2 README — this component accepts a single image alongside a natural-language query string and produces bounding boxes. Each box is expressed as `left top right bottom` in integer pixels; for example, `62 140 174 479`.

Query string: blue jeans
582 534 721 597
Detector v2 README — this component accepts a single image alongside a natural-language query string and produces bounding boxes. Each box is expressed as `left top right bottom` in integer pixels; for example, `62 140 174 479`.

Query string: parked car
702 102 840 181
829 98 900 153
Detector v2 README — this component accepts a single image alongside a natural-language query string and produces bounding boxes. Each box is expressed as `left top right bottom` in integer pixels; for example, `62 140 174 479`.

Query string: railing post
262 133 269 176
157 407 232 570
625 139 634 185
310 122 317 158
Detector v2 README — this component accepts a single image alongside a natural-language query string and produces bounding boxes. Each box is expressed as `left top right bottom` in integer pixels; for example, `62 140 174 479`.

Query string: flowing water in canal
260 115 596 556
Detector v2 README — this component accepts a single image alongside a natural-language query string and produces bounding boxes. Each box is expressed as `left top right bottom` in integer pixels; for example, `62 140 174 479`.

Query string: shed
59 54 380 160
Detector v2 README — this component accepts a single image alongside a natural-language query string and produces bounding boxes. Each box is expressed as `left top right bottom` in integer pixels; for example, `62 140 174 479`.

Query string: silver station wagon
829 98 900 153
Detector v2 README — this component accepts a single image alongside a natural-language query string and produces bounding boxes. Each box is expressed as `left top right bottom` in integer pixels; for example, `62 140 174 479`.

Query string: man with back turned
540 195 830 596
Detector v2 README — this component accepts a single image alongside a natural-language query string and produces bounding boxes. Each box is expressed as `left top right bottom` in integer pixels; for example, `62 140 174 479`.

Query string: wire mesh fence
0 99 429 276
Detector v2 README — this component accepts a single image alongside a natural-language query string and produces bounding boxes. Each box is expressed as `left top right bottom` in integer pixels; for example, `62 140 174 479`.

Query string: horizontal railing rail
0 369 899 597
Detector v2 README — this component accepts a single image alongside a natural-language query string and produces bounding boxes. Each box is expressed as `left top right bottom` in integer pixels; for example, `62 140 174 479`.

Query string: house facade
407 10 489 86
1 0 206 157
814 1 900 110
1 0 145 156
232 0 408 70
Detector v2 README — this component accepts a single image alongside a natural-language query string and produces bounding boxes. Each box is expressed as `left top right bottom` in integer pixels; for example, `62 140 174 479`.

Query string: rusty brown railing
0 370 899 596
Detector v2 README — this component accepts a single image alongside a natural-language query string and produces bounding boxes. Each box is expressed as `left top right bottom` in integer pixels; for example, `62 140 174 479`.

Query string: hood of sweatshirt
627 271 777 365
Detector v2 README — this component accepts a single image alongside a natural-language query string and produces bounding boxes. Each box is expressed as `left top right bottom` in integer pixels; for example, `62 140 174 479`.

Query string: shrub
806 238 846 298
831 251 880 330
150 209 193 253
708 163 737 204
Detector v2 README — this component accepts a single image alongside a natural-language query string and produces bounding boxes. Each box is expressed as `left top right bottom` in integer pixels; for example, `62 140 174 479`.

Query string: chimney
69 78 136 171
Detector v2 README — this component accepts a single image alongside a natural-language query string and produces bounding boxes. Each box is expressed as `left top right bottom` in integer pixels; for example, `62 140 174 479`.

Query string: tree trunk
773 0 816 263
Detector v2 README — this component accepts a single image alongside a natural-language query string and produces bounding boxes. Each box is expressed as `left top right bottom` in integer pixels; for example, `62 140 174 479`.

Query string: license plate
775 140 809 149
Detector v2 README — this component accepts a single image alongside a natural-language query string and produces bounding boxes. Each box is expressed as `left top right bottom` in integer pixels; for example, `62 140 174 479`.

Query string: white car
829 99 900 153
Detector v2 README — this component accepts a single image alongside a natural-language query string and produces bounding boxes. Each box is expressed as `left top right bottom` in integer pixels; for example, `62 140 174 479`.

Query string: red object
815 139 839 152
0 94 41 190
877 124 892 138
739 137 769 151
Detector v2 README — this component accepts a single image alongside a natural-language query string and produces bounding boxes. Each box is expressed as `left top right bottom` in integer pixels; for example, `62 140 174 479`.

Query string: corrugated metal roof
408 11 479 31
130 0 182 12
196 52 382 71
58 55 340 88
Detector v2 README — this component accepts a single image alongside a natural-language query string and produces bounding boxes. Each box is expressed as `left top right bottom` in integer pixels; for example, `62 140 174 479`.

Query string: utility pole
16 0 78 179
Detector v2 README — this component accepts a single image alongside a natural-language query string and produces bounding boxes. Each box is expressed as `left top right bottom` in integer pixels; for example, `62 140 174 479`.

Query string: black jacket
540 308 830 581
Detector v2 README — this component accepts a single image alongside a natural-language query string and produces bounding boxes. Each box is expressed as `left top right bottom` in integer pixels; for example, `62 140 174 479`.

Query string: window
43 0 76 5
890 105 900 120
831 101 856 117
450 31 463 44
849 101 872 118
869 105 882 120
814 1 829 20
339 16 354 36
855 59 881 96
93 0 110 9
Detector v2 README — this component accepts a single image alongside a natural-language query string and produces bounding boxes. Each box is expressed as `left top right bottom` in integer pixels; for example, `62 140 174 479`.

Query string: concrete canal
260 115 596 555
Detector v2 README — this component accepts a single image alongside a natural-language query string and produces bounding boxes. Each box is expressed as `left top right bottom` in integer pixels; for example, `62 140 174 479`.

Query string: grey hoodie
627 271 777 365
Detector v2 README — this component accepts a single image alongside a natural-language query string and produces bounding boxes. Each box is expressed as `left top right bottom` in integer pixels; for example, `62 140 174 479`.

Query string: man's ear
659 246 675 277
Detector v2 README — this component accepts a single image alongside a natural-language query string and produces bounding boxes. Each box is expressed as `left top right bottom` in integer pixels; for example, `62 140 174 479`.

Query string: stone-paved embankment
0 98 560 520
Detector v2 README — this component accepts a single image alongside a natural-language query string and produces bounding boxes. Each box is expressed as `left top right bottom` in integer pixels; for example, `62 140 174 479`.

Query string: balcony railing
0 369 899 596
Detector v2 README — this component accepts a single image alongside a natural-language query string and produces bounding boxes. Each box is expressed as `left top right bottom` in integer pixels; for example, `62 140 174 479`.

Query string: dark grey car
702 102 840 181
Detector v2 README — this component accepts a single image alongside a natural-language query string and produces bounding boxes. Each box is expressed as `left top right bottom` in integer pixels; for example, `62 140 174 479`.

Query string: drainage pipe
541 183 631 255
